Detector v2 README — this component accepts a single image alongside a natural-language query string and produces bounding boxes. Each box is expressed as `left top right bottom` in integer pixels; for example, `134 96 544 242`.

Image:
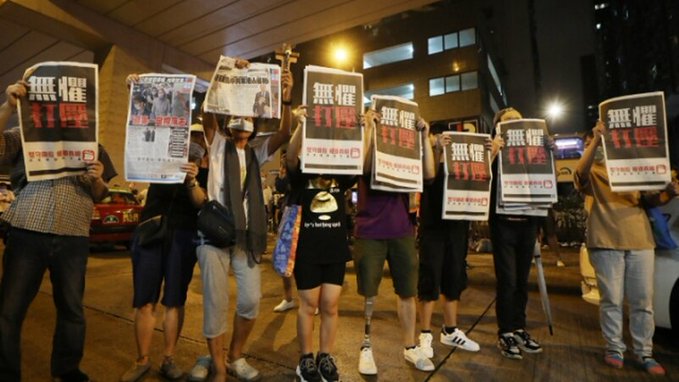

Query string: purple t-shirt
354 177 414 239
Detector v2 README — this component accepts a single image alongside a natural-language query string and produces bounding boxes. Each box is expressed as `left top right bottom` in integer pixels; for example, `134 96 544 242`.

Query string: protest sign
497 119 557 204
371 95 422 192
124 74 196 183
599 91 670 191
205 56 281 119
301 65 363 175
17 62 98 181
442 132 492 220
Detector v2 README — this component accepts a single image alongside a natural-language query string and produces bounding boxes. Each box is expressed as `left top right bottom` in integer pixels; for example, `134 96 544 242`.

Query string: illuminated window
365 83 415 105
427 36 443 55
430 71 478 96
459 28 476 47
363 43 414 69
461 71 478 90
428 27 476 55
429 78 445 96
444 32 458 50
445 75 460 93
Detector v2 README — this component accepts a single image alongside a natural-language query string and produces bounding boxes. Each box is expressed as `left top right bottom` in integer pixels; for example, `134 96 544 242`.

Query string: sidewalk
13 243 679 381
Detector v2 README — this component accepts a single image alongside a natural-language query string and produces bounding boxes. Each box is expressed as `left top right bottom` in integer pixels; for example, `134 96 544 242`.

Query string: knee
320 300 338 317
236 294 260 320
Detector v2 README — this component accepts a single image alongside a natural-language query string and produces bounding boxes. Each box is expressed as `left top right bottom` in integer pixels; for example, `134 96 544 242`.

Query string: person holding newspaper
284 106 356 382
416 131 483 359
0 80 116 382
194 57 294 382
574 120 678 375
489 107 549 360
354 110 437 375
120 73 210 382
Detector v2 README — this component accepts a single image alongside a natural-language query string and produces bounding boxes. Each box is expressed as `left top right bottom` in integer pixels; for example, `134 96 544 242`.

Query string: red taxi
90 189 142 247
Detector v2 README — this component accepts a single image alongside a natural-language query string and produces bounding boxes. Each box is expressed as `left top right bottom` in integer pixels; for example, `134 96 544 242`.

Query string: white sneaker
418 332 434 358
404 347 434 371
358 347 377 375
188 355 212 381
440 327 480 352
273 299 296 312
226 358 260 381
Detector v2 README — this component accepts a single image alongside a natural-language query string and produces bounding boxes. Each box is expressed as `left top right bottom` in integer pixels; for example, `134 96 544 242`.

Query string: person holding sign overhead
575 120 678 375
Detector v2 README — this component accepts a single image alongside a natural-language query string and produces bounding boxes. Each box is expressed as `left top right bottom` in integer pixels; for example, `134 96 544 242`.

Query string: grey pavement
11 238 679 381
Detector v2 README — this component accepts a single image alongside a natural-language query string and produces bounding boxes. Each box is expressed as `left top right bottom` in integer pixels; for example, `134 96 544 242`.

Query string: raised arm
267 68 294 155
286 106 307 170
419 118 435 181
574 120 605 189
362 108 379 174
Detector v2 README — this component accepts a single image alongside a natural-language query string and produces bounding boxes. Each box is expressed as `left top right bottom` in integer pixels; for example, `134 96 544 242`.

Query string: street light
546 101 564 120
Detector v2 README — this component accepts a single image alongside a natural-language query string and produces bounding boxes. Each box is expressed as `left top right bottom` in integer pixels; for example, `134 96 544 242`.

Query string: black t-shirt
289 169 355 264
140 167 208 230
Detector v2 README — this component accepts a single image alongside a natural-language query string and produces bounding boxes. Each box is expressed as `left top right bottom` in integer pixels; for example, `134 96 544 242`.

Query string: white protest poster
301 65 363 175
205 56 281 118
599 91 671 191
124 74 196 183
497 119 557 203
370 95 422 193
442 132 492 220
17 61 98 181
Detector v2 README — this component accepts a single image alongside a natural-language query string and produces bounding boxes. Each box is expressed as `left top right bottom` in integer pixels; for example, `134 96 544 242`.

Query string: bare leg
319 284 342 353
297 287 321 354
442 299 459 328
283 276 294 302
418 300 436 332
228 314 256 362
134 303 156 364
207 335 226 382
397 296 417 347
162 306 184 357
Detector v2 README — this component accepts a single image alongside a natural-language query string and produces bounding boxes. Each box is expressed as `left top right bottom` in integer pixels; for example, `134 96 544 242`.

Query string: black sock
317 352 329 360
421 329 432 334
405 345 417 350
443 326 457 334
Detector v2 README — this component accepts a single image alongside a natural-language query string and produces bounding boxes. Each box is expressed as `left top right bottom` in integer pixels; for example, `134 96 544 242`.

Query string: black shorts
293 261 347 290
418 221 470 301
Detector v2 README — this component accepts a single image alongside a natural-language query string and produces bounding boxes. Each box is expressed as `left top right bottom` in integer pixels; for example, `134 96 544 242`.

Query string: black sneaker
316 353 339 382
513 329 543 353
497 334 522 359
296 355 321 382
53 369 91 382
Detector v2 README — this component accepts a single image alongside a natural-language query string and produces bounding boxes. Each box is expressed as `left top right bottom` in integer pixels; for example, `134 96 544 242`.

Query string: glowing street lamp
546 101 564 120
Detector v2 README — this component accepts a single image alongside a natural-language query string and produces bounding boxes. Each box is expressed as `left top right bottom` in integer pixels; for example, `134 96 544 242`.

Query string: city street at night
13 238 679 381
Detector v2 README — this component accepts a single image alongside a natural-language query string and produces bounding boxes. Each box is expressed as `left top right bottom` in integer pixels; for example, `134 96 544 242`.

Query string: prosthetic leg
358 297 378 375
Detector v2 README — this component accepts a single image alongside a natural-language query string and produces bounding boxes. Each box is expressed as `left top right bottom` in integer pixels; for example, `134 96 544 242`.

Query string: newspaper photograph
370 95 422 193
301 65 364 175
17 61 98 182
599 91 670 191
442 132 492 220
124 73 196 183
205 56 281 119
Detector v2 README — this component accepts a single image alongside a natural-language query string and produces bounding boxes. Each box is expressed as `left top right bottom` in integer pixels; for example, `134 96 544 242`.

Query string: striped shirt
0 127 114 237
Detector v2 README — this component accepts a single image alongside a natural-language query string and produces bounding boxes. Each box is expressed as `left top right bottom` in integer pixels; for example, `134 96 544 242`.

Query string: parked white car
580 198 679 331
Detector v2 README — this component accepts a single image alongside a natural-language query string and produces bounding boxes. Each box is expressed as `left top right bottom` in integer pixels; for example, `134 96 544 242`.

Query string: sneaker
227 358 260 381
556 260 566 267
316 353 339 382
55 369 91 382
120 361 150 382
641 357 666 376
273 298 296 312
603 352 623 369
497 334 522 360
160 356 183 380
513 329 542 353
440 328 480 352
296 355 321 382
357 347 377 375
188 355 212 381
418 332 434 358
403 347 435 371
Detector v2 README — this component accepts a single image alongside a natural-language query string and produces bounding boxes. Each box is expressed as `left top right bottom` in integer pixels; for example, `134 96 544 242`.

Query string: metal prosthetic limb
361 296 376 349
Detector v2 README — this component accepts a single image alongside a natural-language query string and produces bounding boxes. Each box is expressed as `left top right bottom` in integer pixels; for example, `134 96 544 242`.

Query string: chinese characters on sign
371 95 423 193
18 62 98 181
442 132 492 220
600 91 670 191
301 65 363 175
124 74 196 183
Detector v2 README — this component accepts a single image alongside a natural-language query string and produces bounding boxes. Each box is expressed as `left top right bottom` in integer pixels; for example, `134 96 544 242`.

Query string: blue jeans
589 248 655 359
0 228 89 381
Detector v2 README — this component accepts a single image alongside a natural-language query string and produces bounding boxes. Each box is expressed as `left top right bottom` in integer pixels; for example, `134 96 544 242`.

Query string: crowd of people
0 57 676 382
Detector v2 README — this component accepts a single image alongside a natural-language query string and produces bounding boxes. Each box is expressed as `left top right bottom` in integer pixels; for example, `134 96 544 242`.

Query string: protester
417 132 481 359
489 107 546 360
0 80 116 382
354 110 436 375
574 120 678 375
194 57 294 382
285 108 356 382
272 154 298 313
119 76 209 382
